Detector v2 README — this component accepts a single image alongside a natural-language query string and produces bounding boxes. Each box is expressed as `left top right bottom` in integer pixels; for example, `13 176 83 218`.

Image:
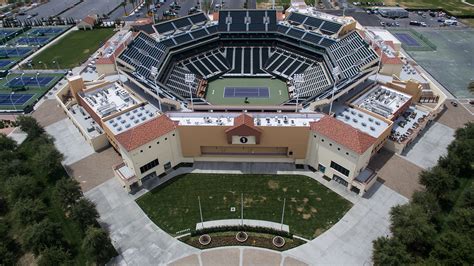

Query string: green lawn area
31 28 115 69
137 173 352 239
0 73 64 111
205 77 289 106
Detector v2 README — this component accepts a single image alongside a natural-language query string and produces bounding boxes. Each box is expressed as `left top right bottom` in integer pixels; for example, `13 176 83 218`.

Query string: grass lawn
205 77 289 106
137 173 352 239
31 28 115 69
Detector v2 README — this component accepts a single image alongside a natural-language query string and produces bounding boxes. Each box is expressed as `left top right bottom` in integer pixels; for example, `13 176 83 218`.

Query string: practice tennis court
5 76 54 87
0 47 33 57
0 59 15 68
0 93 34 106
393 33 420 47
15 37 50 45
224 87 270 98
29 27 65 35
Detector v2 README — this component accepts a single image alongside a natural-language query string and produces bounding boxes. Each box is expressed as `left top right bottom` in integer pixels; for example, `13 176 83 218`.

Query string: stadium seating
293 63 333 98
165 64 201 97
154 12 208 35
181 49 230 79
264 48 314 79
225 47 272 76
119 32 168 80
218 10 277 32
287 12 343 35
328 31 378 79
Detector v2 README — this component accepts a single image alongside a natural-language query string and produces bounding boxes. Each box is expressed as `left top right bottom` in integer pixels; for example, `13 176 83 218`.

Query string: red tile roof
310 116 376 154
225 113 262 133
115 115 177 152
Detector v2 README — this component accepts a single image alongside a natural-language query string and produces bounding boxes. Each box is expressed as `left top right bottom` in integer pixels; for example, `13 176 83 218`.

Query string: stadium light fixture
328 66 341 116
10 91 16 112
20 72 25 86
293 73 305 112
185 73 195 111
35 72 40 88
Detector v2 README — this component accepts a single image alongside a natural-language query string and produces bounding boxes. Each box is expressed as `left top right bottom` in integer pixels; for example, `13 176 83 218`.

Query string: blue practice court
224 87 270 98
29 27 64 35
15 37 50 45
0 47 33 57
394 33 421 47
0 93 34 106
0 59 15 68
5 76 54 87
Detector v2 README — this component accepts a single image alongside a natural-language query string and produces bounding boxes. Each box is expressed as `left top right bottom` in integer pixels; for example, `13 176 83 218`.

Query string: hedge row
191 225 293 239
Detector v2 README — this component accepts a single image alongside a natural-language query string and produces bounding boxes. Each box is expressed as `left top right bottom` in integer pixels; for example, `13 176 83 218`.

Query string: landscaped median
136 173 352 247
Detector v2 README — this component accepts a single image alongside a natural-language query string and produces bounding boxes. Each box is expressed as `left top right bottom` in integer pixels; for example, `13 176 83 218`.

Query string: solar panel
154 22 175 34
173 33 193 44
287 28 305 39
189 13 208 24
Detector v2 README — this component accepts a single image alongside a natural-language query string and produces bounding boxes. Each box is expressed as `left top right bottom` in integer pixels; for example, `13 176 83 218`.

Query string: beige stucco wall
120 129 183 180
177 125 311 160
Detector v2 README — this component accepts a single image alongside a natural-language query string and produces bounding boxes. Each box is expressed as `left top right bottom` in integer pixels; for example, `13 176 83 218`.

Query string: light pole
328 66 341 116
38 61 47 69
5 71 10 83
293 73 304 113
185 73 195 111
35 72 41 87
10 92 16 112
52 60 60 70
20 72 25 86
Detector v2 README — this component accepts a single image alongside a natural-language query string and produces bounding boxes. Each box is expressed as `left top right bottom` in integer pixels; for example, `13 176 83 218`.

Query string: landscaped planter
272 236 285 248
235 231 248 242
198 234 211 245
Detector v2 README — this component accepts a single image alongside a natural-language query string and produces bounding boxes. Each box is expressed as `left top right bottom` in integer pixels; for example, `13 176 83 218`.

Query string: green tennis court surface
206 77 289 105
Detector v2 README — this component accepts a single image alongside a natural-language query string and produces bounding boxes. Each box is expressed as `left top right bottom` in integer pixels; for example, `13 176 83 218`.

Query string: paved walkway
86 163 407 265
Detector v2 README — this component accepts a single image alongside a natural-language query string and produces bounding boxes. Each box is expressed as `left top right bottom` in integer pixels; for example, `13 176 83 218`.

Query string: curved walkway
85 163 408 265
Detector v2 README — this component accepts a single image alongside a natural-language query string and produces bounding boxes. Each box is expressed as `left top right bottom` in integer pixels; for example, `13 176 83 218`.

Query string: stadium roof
310 115 376 154
115 114 177 152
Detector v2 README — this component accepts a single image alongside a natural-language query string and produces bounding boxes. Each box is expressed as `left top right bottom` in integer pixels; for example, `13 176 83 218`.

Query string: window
172 133 175 136
329 143 332 146
157 141 160 144
165 137 168 140
149 146 151 149
164 162 172 170
337 147 341 151
330 161 350 177
318 164 326 173
139 159 159 174
321 139 324 142
346 152 349 155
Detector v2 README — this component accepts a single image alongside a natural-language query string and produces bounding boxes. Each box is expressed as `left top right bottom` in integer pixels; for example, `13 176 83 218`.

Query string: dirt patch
303 198 309 204
83 49 90 53
290 197 297 202
316 197 322 201
314 228 323 237
282 187 287 192
296 207 304 212
302 214 311 220
310 207 317 213
268 180 279 190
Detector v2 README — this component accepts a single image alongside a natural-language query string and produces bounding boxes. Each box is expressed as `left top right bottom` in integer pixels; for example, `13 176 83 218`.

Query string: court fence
395 29 437 52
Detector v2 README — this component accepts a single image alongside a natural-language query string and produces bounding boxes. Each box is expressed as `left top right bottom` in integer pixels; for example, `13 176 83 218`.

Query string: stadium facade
55 10 446 196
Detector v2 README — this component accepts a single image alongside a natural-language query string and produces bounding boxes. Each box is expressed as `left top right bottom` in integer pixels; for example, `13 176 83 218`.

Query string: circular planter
272 236 285 248
198 234 211 246
235 231 248 242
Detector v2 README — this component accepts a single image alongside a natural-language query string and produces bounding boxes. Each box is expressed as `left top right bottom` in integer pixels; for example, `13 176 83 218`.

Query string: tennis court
5 76 54 87
15 37 50 45
0 93 34 106
29 27 65 35
0 47 33 57
224 87 270 98
206 77 289 105
393 33 420 47
0 59 15 68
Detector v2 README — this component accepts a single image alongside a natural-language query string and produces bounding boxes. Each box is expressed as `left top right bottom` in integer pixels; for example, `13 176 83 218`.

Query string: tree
373 237 413 266
11 198 47 226
54 178 82 210
4 175 43 203
411 191 441 221
22 219 64 255
29 142 63 178
419 166 456 201
70 198 99 231
16 116 44 139
0 133 17 151
0 221 20 265
390 204 436 255
430 231 474 265
82 227 116 265
38 247 71 266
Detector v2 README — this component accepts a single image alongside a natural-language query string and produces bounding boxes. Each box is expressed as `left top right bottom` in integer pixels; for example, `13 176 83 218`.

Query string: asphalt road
16 0 79 19
61 0 124 19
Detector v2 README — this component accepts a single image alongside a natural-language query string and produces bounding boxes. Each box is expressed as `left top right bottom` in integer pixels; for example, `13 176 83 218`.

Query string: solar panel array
218 10 277 32
328 31 379 79
159 24 219 48
276 24 336 48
